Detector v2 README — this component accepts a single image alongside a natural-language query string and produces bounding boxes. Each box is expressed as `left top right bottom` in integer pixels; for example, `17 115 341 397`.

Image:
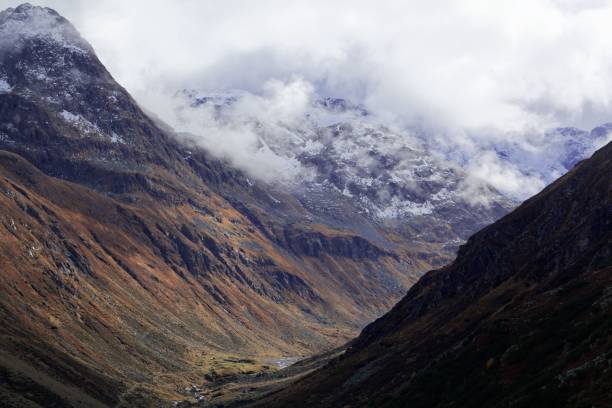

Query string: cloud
2 0 612 198
163 78 317 184
4 0 610 130
460 151 546 202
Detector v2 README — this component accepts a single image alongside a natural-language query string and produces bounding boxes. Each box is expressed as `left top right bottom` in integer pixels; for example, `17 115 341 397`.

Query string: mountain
174 90 516 251
0 4 442 405
174 90 611 253
255 140 612 407
0 4 608 407
489 124 612 189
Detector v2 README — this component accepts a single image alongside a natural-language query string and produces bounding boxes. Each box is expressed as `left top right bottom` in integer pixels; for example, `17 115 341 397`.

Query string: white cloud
163 78 316 184
5 0 610 131
461 151 546 201
2 0 612 197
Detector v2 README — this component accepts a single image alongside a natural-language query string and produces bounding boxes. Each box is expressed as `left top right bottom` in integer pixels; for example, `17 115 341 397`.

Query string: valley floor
170 347 346 407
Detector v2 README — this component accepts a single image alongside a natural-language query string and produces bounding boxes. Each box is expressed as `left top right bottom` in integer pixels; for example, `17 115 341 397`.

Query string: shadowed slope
257 141 612 407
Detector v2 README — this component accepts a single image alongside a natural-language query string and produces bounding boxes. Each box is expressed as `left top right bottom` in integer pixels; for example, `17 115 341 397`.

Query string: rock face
0 4 443 406
0 3 187 192
176 89 612 256
258 140 612 407
177 90 517 253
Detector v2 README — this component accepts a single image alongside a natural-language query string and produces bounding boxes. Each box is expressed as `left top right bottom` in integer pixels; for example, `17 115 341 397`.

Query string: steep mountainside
0 4 438 405
257 140 612 407
176 91 517 252
174 90 612 255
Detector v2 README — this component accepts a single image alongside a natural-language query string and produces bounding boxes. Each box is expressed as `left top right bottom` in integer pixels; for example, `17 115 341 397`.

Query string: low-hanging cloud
8 0 611 131
3 0 612 198
166 78 318 184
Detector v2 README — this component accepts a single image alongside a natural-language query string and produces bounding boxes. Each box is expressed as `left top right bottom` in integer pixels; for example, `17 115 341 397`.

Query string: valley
0 4 481 405
0 3 610 408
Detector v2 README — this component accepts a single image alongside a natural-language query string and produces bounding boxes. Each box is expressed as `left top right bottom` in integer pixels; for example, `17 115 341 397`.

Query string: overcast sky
2 0 612 131
2 1 612 198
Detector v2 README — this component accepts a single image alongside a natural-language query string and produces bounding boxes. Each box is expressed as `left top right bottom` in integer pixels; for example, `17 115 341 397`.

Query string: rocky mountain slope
489 124 612 189
175 90 517 251
256 140 612 407
174 90 611 253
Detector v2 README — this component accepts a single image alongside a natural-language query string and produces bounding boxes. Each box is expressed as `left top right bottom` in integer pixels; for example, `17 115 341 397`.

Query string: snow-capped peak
0 3 134 147
0 3 91 55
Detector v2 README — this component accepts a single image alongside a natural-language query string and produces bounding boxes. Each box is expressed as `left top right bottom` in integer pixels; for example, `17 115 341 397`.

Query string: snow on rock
177 89 607 206
0 77 11 93
0 4 103 110
59 110 104 138
57 110 127 144
0 5 136 147
374 197 434 218
175 90 513 228
479 124 612 199
0 3 90 55
110 132 125 144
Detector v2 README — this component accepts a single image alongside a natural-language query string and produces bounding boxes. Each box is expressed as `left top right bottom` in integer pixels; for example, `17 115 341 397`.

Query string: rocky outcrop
281 226 390 260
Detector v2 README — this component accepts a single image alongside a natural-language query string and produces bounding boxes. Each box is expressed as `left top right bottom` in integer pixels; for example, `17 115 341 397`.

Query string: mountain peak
2 3 61 26
0 3 91 55
0 3 169 165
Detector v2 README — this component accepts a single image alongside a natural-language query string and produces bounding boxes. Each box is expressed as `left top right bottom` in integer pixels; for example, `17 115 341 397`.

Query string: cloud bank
2 0 612 198
168 79 318 184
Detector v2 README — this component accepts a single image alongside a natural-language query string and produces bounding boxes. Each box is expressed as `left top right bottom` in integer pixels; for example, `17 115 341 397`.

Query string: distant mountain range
173 88 611 249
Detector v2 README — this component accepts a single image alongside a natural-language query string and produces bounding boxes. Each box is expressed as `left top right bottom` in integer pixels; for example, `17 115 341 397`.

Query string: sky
2 0 611 130
2 0 612 197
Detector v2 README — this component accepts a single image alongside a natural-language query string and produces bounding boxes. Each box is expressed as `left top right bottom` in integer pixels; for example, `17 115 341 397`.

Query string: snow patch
0 78 11 93
0 4 90 55
59 110 104 137
375 197 434 218
110 132 125 144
